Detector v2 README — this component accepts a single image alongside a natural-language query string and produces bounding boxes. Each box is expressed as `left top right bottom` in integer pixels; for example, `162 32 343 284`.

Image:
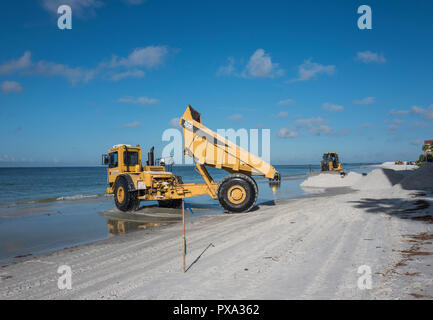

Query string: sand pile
353 168 404 191
300 171 362 188
393 163 433 191
378 162 418 171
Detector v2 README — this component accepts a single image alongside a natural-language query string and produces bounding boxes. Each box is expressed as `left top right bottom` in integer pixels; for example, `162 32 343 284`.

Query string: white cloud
389 109 410 116
308 124 333 135
217 49 283 79
356 123 373 130
41 0 103 18
277 127 298 138
354 97 375 105
0 155 36 163
120 121 141 128
411 106 425 115
322 102 344 112
42 0 147 18
387 119 403 131
292 58 335 82
295 117 334 136
0 46 171 84
110 69 145 81
109 46 169 69
0 155 12 162
411 140 422 146
1 81 23 94
0 51 94 84
389 105 433 120
118 96 158 105
355 51 386 64
122 0 146 5
216 57 235 76
244 49 283 78
34 60 95 83
411 105 433 120
293 117 348 136
332 129 351 137
0 51 32 74
295 117 327 127
227 114 243 121
169 117 180 128
411 122 430 128
277 99 295 105
273 111 289 118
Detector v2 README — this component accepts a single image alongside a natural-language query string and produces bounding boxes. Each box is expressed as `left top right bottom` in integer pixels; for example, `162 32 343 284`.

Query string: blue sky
0 0 432 166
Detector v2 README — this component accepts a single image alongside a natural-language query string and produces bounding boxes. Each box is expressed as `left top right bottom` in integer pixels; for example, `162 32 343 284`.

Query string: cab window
109 152 118 168
124 151 139 166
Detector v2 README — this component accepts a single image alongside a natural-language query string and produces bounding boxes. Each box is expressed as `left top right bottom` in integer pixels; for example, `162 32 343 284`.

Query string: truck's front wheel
217 174 258 213
114 177 139 212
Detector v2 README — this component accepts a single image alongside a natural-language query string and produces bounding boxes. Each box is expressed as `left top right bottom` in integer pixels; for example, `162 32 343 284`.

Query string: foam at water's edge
10 193 109 206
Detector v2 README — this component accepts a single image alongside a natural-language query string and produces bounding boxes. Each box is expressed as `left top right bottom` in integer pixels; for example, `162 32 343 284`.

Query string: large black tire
129 195 140 211
114 177 139 212
217 173 258 213
321 162 329 171
158 199 182 208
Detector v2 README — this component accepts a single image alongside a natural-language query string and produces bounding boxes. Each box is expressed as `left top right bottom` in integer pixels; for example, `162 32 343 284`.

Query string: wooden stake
182 199 186 273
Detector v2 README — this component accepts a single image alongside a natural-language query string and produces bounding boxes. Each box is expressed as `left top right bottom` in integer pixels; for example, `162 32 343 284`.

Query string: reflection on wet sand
101 204 214 236
269 179 281 200
106 219 170 236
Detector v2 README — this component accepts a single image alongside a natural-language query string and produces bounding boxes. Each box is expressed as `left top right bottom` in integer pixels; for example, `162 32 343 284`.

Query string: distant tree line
417 141 433 165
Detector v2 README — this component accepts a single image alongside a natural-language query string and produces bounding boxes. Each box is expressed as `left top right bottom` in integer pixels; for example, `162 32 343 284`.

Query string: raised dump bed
180 105 279 180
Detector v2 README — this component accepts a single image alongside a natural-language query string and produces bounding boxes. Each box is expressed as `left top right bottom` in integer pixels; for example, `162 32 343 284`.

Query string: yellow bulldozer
102 105 281 213
320 152 342 172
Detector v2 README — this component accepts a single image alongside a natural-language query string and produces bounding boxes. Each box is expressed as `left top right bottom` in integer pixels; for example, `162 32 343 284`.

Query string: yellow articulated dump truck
102 105 280 213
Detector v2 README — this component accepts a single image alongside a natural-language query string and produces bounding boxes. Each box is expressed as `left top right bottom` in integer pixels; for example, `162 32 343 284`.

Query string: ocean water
0 167 107 205
0 164 376 262
0 164 373 206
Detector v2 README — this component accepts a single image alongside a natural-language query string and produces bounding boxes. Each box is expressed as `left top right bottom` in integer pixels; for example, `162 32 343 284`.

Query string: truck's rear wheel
217 173 258 213
114 177 139 212
158 199 182 208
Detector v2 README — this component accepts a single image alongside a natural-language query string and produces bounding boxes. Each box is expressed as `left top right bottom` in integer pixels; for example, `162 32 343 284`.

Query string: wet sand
0 175 306 263
1 167 432 299
0 196 215 263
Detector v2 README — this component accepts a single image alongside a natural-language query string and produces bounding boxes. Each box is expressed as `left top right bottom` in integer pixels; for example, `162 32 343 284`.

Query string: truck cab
104 144 142 187
102 144 182 211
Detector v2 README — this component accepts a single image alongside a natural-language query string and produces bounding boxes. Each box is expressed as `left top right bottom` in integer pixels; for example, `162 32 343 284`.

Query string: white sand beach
1 163 432 299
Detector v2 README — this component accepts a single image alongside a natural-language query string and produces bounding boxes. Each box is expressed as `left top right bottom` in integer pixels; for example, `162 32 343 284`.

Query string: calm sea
0 164 374 206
